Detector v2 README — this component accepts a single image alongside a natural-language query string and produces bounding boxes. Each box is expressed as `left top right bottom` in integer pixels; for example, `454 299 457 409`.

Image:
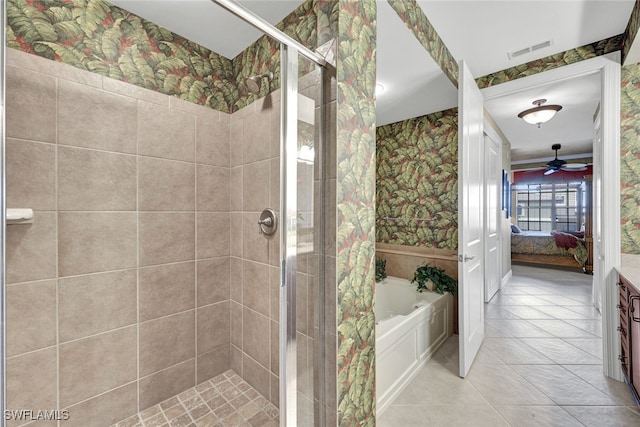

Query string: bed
511 229 590 272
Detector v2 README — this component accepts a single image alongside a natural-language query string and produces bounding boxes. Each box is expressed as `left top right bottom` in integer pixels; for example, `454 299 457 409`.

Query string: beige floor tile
563 338 603 359
467 363 554 405
410 363 488 406
509 286 553 295
385 383 421 406
502 294 557 306
527 319 599 338
537 294 589 306
420 404 510 427
485 305 522 319
485 319 552 338
494 287 529 295
564 305 602 319
481 337 554 364
501 305 554 319
494 405 583 427
534 304 594 319
562 364 638 406
511 364 620 406
377 405 430 427
520 337 602 364
468 343 505 366
562 405 640 427
563 318 603 337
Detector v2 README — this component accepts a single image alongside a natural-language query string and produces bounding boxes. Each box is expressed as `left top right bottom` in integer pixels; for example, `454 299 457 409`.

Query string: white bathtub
376 276 453 415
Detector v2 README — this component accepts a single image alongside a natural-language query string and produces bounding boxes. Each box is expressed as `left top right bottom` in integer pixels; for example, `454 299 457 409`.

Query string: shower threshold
112 370 279 427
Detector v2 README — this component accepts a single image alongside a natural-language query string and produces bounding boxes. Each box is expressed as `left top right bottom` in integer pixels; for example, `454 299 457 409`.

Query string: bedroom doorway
510 179 592 273
482 53 622 381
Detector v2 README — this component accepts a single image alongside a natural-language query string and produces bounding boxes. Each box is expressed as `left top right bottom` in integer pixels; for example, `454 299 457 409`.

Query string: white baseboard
501 270 512 287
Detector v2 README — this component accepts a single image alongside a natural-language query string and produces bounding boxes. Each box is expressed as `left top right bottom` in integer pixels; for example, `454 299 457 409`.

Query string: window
512 181 585 232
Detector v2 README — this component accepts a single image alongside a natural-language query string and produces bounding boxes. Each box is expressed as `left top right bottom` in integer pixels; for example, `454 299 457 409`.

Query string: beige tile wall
229 92 283 407
5 49 231 426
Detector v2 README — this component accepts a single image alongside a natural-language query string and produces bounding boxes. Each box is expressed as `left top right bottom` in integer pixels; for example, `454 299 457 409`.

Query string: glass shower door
280 45 325 427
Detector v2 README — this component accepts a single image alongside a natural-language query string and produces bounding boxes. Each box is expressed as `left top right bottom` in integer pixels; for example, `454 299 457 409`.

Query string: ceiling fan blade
544 168 557 175
561 163 588 171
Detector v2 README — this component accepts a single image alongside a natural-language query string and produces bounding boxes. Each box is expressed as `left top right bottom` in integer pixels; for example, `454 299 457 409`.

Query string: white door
484 131 501 302
458 60 485 378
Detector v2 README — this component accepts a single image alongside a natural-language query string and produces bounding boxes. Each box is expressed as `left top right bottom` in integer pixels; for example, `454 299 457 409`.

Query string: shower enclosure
0 0 332 425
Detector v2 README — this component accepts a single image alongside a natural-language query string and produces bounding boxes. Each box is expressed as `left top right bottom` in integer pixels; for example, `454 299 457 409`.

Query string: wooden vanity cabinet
618 274 640 405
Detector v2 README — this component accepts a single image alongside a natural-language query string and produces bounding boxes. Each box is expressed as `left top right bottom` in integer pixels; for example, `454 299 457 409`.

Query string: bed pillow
551 229 579 249
511 224 522 234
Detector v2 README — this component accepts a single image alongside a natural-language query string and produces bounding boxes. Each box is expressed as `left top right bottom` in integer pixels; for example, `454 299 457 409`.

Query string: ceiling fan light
519 108 558 125
517 99 563 126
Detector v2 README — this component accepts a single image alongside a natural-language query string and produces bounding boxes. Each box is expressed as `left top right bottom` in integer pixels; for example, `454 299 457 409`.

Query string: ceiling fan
544 143 588 175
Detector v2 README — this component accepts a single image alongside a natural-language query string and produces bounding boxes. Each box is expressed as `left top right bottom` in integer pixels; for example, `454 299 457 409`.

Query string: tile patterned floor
111 370 278 427
378 264 640 427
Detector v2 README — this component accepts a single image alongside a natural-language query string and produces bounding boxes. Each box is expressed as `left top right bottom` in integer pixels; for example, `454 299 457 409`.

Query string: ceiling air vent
507 39 554 60
531 40 552 52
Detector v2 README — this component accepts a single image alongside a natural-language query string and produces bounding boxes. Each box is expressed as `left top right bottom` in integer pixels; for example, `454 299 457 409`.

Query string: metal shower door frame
279 43 298 427
1 0 8 424
280 43 327 427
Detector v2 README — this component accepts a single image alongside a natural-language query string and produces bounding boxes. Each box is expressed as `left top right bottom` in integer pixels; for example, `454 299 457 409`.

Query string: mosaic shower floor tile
112 370 278 427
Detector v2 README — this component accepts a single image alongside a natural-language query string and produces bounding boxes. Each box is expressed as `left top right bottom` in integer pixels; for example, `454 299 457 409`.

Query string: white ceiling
418 0 633 79
376 0 458 126
110 0 635 164
109 0 305 58
484 72 601 162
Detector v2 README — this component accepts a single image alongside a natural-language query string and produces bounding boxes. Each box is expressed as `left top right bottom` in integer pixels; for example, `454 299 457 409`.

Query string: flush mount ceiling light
517 98 562 128
376 83 385 95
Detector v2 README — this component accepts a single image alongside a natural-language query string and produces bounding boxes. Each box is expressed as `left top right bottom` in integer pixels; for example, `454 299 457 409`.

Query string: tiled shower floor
112 370 279 427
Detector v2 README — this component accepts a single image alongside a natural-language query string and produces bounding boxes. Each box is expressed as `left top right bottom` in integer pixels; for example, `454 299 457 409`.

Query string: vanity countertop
616 266 640 292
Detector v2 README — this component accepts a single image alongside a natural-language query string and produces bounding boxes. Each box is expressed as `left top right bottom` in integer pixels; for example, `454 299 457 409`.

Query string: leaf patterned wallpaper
334 0 377 424
621 62 640 254
376 109 458 250
6 0 317 113
621 3 640 256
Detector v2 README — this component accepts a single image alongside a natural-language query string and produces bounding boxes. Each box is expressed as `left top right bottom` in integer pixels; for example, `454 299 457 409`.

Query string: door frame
481 52 622 381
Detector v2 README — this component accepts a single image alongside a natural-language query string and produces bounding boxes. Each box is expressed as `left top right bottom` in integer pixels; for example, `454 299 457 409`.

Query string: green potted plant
375 258 388 282
411 263 457 295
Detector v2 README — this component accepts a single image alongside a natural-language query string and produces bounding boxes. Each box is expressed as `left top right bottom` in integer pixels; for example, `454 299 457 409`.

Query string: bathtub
376 276 453 415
